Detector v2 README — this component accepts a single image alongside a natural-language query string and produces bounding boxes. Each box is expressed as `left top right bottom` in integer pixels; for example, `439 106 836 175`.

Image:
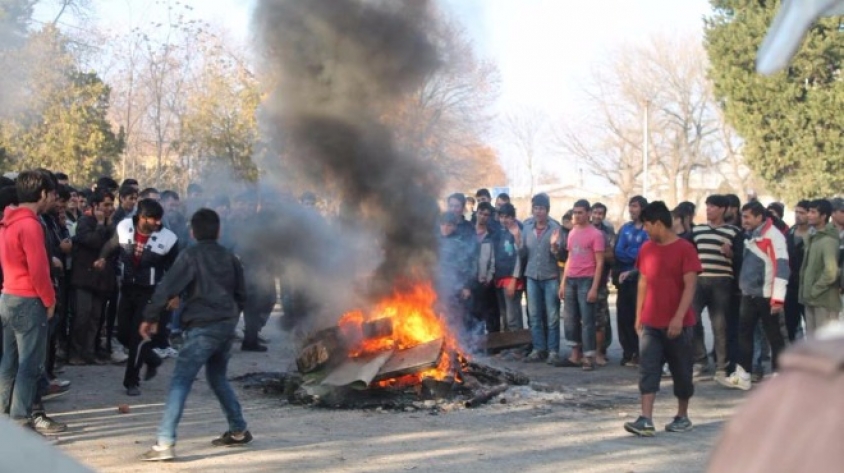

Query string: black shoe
144 363 158 381
624 416 655 437
127 386 141 396
211 430 253 447
140 444 175 461
32 413 67 434
241 342 268 352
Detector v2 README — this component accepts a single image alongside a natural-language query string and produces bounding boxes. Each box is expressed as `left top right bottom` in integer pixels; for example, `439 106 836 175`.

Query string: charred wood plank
374 338 444 381
465 362 530 386
297 327 345 374
464 384 509 408
478 329 533 351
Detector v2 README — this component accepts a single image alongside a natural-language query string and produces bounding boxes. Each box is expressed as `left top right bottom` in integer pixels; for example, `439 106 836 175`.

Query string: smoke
251 0 444 306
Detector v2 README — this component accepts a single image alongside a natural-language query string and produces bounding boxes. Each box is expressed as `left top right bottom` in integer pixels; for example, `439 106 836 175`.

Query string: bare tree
502 109 549 198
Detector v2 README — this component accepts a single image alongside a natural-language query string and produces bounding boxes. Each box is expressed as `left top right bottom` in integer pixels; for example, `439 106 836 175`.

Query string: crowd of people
437 188 844 435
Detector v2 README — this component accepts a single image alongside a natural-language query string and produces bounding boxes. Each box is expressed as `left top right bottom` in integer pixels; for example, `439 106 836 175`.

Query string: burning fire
338 282 464 386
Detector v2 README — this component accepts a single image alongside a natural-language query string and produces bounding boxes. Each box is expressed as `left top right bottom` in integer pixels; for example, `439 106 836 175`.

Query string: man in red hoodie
0 170 56 429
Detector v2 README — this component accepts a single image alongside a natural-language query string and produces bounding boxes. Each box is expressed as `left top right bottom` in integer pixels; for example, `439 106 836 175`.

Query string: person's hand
509 224 521 243
558 283 566 300
619 271 632 283
60 238 72 254
46 304 55 320
461 288 471 300
93 258 106 270
550 228 560 248
139 321 158 341
635 320 644 335
94 207 105 224
587 287 598 303
771 302 784 314
51 257 63 270
667 316 683 339
166 297 180 311
505 279 516 298
720 242 733 258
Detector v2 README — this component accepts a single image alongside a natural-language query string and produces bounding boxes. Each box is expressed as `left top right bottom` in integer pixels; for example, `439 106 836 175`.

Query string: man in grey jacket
521 193 562 364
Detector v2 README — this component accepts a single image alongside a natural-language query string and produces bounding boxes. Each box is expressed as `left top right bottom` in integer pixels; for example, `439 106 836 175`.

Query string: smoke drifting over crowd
252 0 444 301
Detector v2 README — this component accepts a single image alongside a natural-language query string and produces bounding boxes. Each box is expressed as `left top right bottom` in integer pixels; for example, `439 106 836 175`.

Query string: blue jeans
526 278 560 354
563 277 597 356
157 319 247 446
0 295 48 422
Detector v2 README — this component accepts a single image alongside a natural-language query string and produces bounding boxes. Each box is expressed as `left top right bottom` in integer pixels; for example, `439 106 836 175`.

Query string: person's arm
143 252 194 324
24 222 56 309
589 251 605 302
97 229 121 261
74 217 110 249
771 231 790 307
812 240 841 298
615 225 640 264
558 253 570 300
233 255 247 313
668 271 698 338
635 273 647 334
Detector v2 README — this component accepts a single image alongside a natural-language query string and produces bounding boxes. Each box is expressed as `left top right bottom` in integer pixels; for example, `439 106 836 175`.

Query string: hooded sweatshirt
0 206 56 308
799 223 841 311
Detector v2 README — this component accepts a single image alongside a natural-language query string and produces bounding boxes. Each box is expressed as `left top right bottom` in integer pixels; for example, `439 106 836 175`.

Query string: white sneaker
152 348 168 359
716 365 751 391
163 347 179 358
111 350 129 363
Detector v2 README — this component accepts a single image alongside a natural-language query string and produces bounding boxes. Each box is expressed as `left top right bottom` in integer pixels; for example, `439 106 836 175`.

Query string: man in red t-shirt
623 201 702 437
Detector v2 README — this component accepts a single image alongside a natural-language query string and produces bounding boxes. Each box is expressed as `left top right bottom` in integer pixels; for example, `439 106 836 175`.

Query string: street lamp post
643 99 649 199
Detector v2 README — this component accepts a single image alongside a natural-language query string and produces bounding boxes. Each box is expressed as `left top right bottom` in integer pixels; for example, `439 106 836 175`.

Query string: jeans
0 295 48 421
563 277 597 356
639 325 694 399
526 278 560 354
616 279 639 360
752 322 770 374
157 318 247 446
496 287 524 331
692 277 733 372
738 296 786 373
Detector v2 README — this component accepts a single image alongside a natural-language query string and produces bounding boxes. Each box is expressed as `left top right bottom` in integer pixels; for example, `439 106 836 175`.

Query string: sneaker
163 347 179 358
42 384 69 401
545 352 561 366
111 350 129 364
140 444 175 461
241 342 268 353
692 363 710 378
257 334 271 344
152 348 168 359
523 350 547 363
716 366 752 391
126 386 141 396
623 416 655 437
50 378 71 389
211 430 253 447
751 371 764 383
32 413 67 434
661 363 671 378
712 370 728 384
169 333 184 351
623 355 639 368
665 416 693 432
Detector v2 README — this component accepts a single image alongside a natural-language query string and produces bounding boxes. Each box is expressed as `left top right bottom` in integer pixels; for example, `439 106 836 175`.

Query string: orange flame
338 282 463 385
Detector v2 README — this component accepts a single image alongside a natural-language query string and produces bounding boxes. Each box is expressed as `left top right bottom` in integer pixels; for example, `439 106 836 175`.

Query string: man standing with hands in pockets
624 201 702 437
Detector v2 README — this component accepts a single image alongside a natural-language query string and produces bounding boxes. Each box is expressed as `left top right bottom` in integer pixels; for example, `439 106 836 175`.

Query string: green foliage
704 0 844 201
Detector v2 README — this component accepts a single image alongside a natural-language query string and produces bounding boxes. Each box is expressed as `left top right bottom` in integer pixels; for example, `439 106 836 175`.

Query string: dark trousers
243 285 275 345
639 326 694 399
72 288 105 360
692 277 732 372
117 285 160 388
738 295 787 373
616 279 639 360
97 287 120 354
783 284 804 341
471 283 500 334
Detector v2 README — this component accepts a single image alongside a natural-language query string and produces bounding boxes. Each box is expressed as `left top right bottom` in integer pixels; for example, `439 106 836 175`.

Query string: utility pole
643 99 649 199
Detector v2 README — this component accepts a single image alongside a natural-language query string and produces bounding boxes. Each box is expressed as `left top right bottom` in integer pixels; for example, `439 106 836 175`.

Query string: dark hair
741 201 767 218
562 210 573 221
160 190 180 202
447 192 466 207
496 192 511 203
705 194 730 208
498 202 516 217
676 201 696 217
54 172 69 182
807 199 833 222
0 186 18 211
118 185 138 199
477 201 495 213
88 190 114 207
573 199 591 211
190 208 220 241
96 177 118 192
766 202 785 219
121 178 139 188
591 202 607 213
640 201 672 228
139 187 159 199
795 199 811 210
628 195 648 208
531 193 550 210
137 198 164 220
56 185 71 202
16 170 56 204
187 183 203 195
475 188 491 199
724 193 741 209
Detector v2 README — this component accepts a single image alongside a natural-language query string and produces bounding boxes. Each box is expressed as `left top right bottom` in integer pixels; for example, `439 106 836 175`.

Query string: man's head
95 176 118 194
210 195 231 220
531 193 550 224
640 201 673 242
190 208 220 241
89 190 115 220
830 198 844 227
187 183 203 199
628 195 647 222
54 172 69 186
806 199 832 227
591 202 607 226
54 185 71 216
121 178 139 191
572 199 591 226
794 199 811 226
498 202 516 228
495 192 511 209
447 193 467 217
561 210 573 230
705 194 729 224
724 193 741 222
466 196 476 211
16 169 56 213
476 201 494 227
118 185 139 212
741 201 767 232
139 187 160 201
438 211 459 236
136 198 164 234
160 190 181 215
475 188 492 204
766 202 785 220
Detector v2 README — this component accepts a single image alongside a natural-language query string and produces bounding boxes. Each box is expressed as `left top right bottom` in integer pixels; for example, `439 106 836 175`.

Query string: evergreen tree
704 0 844 201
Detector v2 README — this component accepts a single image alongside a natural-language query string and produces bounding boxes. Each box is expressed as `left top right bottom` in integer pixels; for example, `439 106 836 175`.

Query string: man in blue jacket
614 196 649 366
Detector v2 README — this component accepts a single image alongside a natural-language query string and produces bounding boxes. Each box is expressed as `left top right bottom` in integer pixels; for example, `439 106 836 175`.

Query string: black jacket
143 241 246 329
71 215 116 293
100 217 179 287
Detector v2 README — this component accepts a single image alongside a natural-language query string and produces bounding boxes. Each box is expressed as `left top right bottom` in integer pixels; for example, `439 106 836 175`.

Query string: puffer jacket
100 217 179 287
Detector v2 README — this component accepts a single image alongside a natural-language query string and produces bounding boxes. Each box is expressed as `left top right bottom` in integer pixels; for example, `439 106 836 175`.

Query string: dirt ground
50 308 747 473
